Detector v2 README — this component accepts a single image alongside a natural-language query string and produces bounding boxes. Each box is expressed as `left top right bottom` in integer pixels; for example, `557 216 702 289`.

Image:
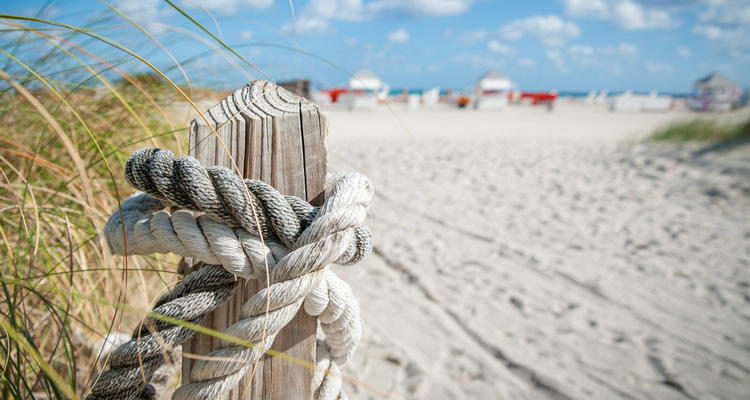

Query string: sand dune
324 104 750 400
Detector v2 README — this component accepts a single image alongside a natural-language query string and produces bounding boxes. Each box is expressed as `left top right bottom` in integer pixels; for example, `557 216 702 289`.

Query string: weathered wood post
183 80 327 399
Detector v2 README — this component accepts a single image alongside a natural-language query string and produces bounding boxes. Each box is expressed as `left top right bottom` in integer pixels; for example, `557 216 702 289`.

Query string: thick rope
105 192 365 373
103 196 363 398
123 148 372 258
98 148 373 399
171 168 371 400
103 192 371 280
86 265 238 400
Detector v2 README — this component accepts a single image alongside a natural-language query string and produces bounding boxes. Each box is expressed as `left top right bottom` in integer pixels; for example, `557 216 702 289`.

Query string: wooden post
183 80 327 399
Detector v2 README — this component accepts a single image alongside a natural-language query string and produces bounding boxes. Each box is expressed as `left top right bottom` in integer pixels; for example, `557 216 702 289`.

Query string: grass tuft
649 117 750 142
0 9 194 399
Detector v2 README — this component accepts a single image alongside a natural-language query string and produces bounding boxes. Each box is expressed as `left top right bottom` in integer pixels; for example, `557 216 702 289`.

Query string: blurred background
1 1 749 399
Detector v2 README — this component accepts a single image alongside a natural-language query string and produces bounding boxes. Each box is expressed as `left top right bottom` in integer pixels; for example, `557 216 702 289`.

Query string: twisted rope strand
86 265 238 400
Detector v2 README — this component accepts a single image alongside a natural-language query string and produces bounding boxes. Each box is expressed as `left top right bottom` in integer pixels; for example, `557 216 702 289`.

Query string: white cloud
118 0 173 25
645 61 674 72
181 0 273 14
444 29 489 45
677 46 691 57
426 63 444 72
240 30 253 40
499 15 581 47
518 57 536 67
691 1 750 61
386 28 409 43
487 40 514 55
307 0 364 21
601 43 639 59
567 43 638 61
22 5 61 18
306 0 475 21
367 0 476 17
563 0 608 18
730 48 750 62
612 0 679 30
698 0 750 26
547 50 567 72
693 24 745 40
449 53 499 69
281 16 335 34
290 0 475 35
562 0 681 30
568 44 594 57
565 42 638 70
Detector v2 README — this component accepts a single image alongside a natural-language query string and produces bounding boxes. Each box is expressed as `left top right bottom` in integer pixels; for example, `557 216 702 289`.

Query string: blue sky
2 0 749 93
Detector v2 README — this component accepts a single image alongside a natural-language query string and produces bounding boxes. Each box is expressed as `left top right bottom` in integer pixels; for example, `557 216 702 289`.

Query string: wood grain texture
185 80 328 400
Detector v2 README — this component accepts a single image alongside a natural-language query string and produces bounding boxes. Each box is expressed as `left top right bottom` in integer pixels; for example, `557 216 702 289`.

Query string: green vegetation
0 5 248 400
0 3 376 399
649 116 750 142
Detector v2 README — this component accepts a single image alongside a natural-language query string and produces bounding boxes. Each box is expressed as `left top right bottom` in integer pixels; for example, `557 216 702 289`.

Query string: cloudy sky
3 0 750 92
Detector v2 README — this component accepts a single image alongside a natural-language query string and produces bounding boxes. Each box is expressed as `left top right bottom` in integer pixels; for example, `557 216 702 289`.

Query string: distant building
338 70 384 110
688 73 744 112
476 70 513 91
474 71 514 110
348 70 382 91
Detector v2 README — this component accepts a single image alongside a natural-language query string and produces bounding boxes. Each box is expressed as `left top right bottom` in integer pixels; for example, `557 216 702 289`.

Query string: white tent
609 91 673 112
348 70 382 91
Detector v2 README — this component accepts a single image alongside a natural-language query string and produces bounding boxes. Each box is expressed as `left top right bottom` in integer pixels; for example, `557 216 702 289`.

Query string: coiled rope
90 148 373 400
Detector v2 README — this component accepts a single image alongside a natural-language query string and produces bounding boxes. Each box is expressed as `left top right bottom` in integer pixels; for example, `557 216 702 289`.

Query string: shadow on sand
692 136 750 158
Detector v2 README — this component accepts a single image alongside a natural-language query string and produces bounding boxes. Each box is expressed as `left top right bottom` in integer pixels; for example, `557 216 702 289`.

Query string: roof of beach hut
476 70 513 90
695 73 739 90
349 69 382 90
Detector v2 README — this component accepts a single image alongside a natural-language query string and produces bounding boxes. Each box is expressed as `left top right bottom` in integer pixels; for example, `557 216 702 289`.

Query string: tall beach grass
0 4 270 399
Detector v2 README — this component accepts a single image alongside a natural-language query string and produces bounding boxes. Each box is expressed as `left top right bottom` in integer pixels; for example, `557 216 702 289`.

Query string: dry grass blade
99 0 194 100
0 68 96 209
164 0 275 83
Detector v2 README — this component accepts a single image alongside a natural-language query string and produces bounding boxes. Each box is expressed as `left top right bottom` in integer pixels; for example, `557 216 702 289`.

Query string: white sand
323 103 750 400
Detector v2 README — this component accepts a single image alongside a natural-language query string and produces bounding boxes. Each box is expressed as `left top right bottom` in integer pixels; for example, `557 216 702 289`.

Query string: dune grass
0 5 250 399
649 116 750 142
0 3 405 399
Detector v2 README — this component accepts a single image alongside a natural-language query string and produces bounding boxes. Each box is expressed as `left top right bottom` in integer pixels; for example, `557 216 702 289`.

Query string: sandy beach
319 103 750 400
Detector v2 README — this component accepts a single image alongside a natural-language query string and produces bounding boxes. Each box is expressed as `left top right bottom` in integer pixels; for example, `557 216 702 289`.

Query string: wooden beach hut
339 69 383 110
688 73 744 112
474 70 513 110
348 69 382 91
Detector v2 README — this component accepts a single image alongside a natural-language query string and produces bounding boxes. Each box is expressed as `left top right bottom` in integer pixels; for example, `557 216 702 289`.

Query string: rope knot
93 148 374 400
